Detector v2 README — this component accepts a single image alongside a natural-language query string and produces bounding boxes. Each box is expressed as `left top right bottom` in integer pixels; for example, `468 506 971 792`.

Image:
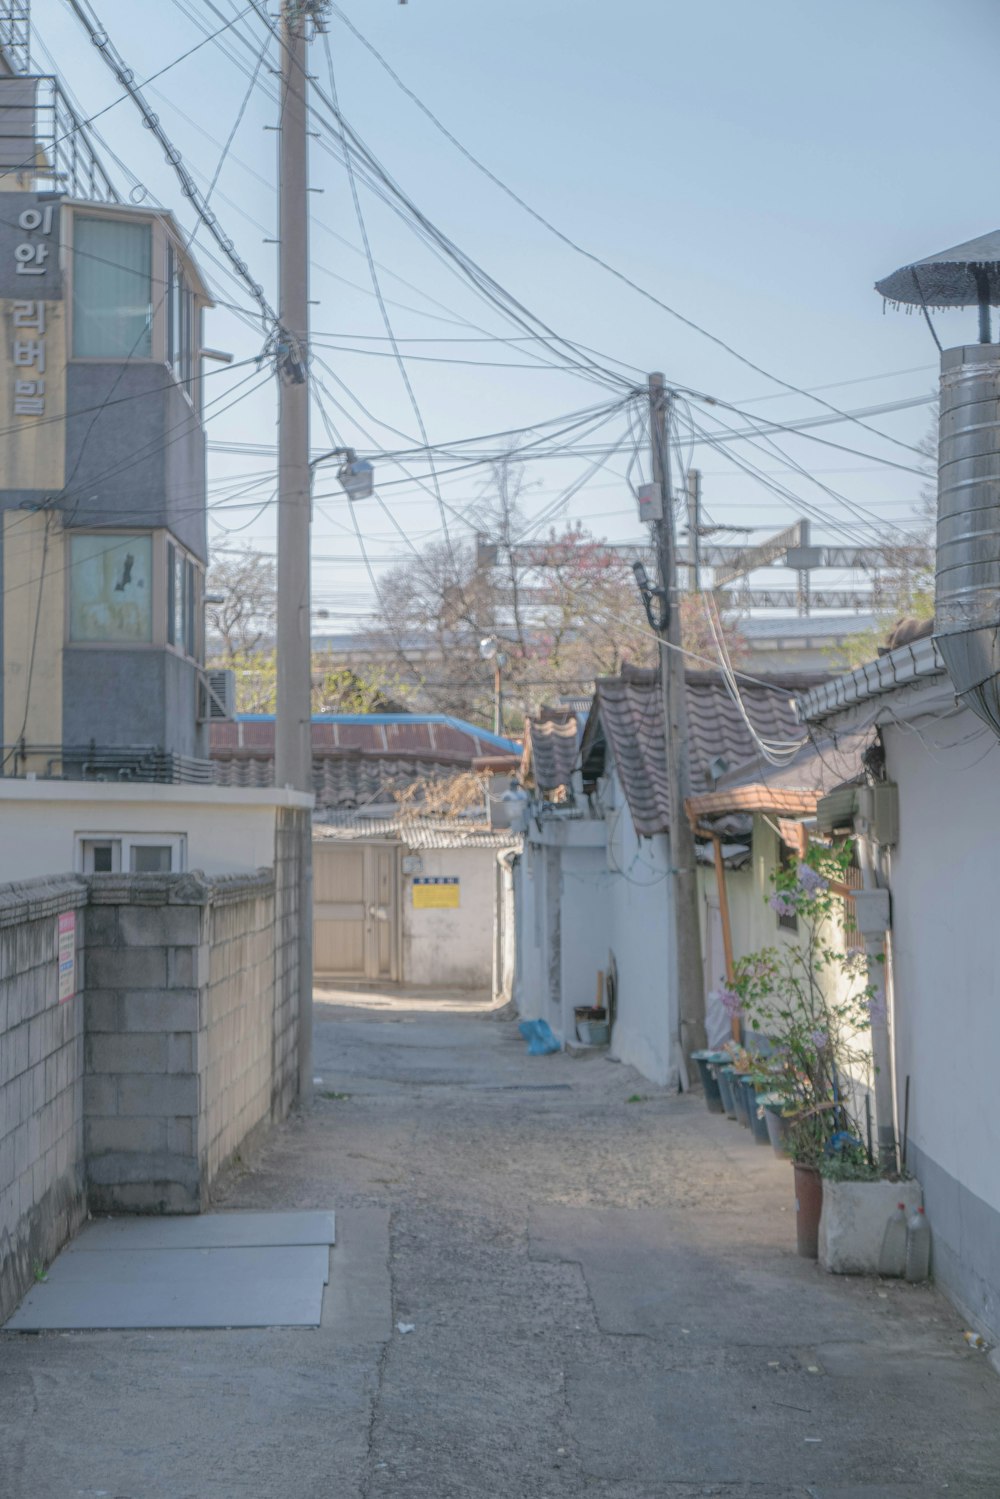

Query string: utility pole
276 0 326 1106
686 468 702 592
649 373 707 1076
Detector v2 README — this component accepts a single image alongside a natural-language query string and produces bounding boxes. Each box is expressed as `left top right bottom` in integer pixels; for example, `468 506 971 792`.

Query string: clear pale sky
33 0 1000 623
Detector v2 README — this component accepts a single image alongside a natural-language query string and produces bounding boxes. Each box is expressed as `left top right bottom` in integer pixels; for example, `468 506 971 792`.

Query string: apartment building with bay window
0 189 215 783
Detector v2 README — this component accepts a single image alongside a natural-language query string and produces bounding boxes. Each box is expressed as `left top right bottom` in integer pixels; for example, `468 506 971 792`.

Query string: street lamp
310 445 374 500
479 635 508 737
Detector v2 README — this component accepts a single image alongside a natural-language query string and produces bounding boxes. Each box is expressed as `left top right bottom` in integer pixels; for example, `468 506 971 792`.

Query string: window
167 244 195 389
69 534 152 643
78 833 185 875
167 542 201 658
73 216 152 359
130 844 174 874
80 839 120 873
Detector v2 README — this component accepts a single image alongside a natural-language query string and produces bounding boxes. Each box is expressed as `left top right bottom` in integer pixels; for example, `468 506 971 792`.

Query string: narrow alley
2 987 998 1499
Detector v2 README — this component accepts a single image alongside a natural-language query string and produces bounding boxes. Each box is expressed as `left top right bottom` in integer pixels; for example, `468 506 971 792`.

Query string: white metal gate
313 841 401 981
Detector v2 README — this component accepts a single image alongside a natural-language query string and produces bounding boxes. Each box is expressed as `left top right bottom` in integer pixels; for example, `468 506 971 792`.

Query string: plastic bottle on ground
878 1201 908 1278
904 1205 931 1283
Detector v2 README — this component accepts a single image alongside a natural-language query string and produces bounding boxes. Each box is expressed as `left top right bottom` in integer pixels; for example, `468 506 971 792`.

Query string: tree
369 456 746 729
205 546 276 665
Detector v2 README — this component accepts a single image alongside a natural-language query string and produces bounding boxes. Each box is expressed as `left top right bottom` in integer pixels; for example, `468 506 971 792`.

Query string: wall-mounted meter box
637 483 663 523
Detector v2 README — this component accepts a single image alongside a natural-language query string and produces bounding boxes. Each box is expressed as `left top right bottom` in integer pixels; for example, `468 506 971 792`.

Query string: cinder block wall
1 861 304 1310
84 871 296 1214
203 875 275 1182
0 877 88 1324
84 875 209 1214
272 807 305 1119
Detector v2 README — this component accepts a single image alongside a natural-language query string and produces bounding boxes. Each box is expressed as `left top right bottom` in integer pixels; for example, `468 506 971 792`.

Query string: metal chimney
876 233 1000 736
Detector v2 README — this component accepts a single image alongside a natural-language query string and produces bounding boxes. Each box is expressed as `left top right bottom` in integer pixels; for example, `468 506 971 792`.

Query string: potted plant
724 843 878 1259
817 1147 923 1274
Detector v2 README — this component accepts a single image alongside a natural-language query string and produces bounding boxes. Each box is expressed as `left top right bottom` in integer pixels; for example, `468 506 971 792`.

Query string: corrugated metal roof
211 713 518 757
314 815 519 850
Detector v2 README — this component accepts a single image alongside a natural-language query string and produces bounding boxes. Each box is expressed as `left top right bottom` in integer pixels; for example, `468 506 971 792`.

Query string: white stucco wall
605 773 676 1087
0 782 312 880
881 705 1000 1340
513 836 546 1021
512 773 679 1083
401 845 498 990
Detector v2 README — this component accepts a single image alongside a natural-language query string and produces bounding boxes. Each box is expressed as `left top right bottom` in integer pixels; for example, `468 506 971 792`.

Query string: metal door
313 841 400 980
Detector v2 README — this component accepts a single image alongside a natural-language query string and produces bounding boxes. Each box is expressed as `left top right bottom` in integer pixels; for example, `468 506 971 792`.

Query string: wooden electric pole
648 373 707 1077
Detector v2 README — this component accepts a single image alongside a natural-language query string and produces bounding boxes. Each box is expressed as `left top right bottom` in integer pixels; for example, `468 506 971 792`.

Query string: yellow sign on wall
412 877 460 910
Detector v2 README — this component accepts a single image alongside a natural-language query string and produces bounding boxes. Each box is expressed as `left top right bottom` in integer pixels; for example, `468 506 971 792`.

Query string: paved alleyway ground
2 985 999 1498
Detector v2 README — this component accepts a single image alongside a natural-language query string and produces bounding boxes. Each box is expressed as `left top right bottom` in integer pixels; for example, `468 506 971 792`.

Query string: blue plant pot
717 1065 738 1120
730 1072 751 1128
744 1078 772 1146
691 1050 728 1114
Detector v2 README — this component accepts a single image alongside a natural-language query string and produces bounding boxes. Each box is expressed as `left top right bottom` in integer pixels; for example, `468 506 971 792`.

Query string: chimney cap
876 229 1000 308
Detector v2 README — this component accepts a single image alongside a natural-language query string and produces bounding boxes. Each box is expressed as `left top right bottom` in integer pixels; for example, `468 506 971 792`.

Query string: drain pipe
852 813 897 1174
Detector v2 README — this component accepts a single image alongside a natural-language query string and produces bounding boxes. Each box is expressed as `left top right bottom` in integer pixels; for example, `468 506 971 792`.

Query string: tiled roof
579 666 828 838
795 636 946 723
211 713 518 760
213 752 478 809
687 731 873 819
520 710 582 793
314 815 519 850
211 714 519 810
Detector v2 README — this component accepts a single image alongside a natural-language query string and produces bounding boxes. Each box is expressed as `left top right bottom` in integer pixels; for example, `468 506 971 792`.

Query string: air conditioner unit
198 668 236 722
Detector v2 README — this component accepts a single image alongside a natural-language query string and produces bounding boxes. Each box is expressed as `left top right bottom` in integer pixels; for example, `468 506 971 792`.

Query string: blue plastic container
717 1065 738 1120
691 1049 729 1114
744 1077 772 1146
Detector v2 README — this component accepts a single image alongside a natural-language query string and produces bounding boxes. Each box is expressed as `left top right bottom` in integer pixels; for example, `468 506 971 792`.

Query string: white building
797 635 1000 1347
512 667 819 1085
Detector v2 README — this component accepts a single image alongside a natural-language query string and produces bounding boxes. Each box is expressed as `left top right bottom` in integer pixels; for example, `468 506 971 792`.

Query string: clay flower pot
793 1163 823 1259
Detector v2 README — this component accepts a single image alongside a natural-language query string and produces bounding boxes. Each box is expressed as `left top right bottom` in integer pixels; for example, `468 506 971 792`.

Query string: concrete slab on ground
65 1209 336 1252
6 1244 330 1330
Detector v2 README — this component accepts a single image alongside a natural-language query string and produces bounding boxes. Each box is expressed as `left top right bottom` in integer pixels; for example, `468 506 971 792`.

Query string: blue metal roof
233 713 518 754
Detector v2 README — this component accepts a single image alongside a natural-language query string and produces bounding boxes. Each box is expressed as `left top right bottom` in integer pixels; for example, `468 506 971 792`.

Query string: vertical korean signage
57 911 76 1003
12 202 53 419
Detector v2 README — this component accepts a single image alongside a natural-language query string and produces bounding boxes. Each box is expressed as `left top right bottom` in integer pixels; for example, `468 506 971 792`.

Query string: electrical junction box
856 783 899 846
852 887 891 937
816 782 898 845
637 482 663 523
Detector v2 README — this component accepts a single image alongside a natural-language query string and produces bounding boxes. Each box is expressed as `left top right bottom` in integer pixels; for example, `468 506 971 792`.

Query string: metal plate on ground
6 1245 330 1331
66 1210 336 1253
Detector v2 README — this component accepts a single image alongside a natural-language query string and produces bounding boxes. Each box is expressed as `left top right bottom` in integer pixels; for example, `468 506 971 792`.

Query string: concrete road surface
1 984 998 1498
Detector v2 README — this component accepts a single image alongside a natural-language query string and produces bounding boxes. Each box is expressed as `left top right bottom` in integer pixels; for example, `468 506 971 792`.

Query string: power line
323 2 926 458
66 0 277 339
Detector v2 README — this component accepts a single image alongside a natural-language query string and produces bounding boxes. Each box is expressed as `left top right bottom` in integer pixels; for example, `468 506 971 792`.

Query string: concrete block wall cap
0 876 88 928
87 873 212 907
199 869 276 906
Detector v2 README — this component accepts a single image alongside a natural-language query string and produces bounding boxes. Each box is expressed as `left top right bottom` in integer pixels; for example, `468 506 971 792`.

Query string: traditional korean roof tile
686 731 873 820
520 709 582 793
314 815 519 850
211 714 519 811
578 665 829 838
